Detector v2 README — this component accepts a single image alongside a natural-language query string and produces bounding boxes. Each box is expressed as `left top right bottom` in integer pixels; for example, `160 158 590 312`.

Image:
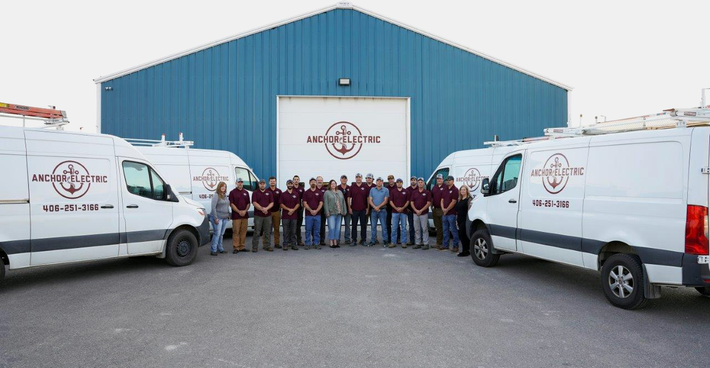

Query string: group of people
208 173 474 257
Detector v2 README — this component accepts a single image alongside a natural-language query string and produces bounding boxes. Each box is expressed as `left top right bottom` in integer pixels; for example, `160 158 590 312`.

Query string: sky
1 0 708 132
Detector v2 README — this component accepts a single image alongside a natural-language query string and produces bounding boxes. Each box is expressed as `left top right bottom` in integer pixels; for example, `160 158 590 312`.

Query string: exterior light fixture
338 78 351 86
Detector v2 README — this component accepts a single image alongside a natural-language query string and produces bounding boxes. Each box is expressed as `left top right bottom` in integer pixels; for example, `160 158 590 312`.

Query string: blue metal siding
101 8 568 179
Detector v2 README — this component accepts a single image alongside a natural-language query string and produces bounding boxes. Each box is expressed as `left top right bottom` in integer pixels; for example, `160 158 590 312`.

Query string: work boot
451 247 458 253
388 243 396 248
291 246 298 251
315 244 321 250
210 252 218 256
252 248 258 253
283 246 288 251
275 244 282 249
422 245 430 250
265 247 273 252
304 245 311 250
407 241 415 246
413 244 421 249
401 243 407 248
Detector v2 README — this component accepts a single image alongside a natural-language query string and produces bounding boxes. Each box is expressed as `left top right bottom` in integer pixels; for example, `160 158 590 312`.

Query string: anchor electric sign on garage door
277 96 410 187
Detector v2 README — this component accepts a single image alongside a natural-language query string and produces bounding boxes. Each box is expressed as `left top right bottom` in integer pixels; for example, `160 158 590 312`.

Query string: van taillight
685 205 709 255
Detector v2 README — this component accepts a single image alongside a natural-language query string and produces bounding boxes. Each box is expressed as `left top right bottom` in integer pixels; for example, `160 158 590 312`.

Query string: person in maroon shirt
316 176 327 246
349 173 370 245
385 175 397 243
267 177 283 248
302 178 324 249
339 175 352 245
406 176 418 245
251 179 274 252
389 178 410 248
228 177 251 253
364 173 375 243
292 175 305 246
439 176 459 251
280 179 300 251
410 177 432 249
431 174 446 247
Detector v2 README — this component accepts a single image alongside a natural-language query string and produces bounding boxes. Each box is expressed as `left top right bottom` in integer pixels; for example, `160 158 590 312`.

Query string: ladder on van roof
125 133 194 148
0 102 69 130
484 106 710 147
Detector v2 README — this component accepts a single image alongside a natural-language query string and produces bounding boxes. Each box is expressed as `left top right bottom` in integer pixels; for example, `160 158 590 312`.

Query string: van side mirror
165 184 179 202
480 178 490 196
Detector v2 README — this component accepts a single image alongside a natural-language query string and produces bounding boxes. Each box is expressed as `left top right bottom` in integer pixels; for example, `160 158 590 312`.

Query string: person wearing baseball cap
349 172 370 246
406 176 418 245
389 178 410 248
252 178 274 252
339 174 352 245
431 173 446 248
279 179 300 251
439 175 459 251
410 177 432 249
228 177 251 253
368 177 389 246
364 173 375 242
385 175 397 244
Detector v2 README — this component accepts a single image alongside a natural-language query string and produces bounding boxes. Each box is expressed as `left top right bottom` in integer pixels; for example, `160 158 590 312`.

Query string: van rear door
25 131 120 265
0 128 31 268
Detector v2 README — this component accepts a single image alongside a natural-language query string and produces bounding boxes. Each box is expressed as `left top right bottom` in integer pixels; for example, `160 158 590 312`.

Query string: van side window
427 168 449 191
123 161 167 200
490 155 522 195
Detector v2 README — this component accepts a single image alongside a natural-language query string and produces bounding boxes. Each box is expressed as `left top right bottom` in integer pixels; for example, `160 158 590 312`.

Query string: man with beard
279 180 300 251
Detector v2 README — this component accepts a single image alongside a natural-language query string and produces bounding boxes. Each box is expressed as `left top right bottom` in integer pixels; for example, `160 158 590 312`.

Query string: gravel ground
1 231 709 368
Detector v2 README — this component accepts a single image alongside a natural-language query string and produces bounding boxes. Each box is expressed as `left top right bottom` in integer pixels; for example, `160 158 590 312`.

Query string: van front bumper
197 216 210 247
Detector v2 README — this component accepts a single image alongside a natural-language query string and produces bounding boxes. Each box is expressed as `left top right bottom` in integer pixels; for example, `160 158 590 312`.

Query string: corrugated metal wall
100 8 567 179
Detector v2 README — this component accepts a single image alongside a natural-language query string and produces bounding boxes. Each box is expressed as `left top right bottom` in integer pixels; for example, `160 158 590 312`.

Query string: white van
0 126 210 283
130 141 259 229
467 109 710 309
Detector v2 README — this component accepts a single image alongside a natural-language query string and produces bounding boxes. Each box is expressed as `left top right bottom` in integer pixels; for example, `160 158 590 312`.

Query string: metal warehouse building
95 2 570 183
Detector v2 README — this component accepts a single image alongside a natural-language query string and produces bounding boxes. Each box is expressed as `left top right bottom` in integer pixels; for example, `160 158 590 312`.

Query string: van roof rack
125 133 194 148
484 106 710 147
0 102 69 130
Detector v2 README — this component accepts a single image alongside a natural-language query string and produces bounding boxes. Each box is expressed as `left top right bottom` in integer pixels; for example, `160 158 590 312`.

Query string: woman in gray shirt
210 181 231 256
324 179 347 248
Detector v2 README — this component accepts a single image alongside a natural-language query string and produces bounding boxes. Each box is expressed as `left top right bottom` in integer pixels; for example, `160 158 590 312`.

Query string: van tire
165 229 198 267
0 260 5 284
601 254 648 310
470 229 499 267
696 287 710 297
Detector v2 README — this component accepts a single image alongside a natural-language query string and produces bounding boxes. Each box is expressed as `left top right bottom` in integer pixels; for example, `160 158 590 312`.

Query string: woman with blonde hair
210 181 231 256
455 185 473 257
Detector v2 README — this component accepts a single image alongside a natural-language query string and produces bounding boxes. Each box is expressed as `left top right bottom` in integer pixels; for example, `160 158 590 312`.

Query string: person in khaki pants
267 177 283 248
228 177 251 253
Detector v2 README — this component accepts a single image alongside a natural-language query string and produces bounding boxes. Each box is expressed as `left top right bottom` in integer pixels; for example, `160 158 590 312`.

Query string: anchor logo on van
530 153 585 195
193 167 229 191
458 168 485 191
52 161 92 199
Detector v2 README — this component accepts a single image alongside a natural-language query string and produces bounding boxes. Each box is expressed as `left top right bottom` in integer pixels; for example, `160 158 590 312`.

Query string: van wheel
165 229 198 267
470 229 499 267
601 254 648 310
696 287 710 297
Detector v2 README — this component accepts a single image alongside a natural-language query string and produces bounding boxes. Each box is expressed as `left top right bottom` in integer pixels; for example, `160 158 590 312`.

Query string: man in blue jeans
439 175 459 251
368 177 389 247
302 178 324 250
389 178 410 248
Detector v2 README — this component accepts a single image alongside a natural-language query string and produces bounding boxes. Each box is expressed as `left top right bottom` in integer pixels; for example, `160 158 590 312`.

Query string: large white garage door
277 96 410 187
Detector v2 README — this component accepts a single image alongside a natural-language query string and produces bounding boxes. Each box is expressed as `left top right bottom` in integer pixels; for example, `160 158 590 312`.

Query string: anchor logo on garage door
307 121 381 160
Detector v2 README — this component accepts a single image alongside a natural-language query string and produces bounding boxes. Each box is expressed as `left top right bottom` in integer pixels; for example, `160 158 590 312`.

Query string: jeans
442 214 459 248
305 215 321 246
328 214 342 241
351 210 368 244
391 212 408 244
413 213 430 245
282 218 297 247
370 209 388 244
253 216 273 250
343 213 351 242
210 216 229 252
407 212 415 243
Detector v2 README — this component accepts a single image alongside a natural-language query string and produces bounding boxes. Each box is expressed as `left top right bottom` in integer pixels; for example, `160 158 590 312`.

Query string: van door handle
508 199 517 204
101 204 114 209
126 204 139 209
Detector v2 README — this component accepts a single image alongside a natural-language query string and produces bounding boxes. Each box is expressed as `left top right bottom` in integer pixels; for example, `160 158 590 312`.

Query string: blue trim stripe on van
487 224 684 267
0 230 169 255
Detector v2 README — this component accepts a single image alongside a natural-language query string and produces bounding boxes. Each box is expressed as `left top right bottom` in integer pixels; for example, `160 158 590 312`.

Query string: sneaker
457 252 470 257
374 239 380 245
388 243 396 248
368 242 375 247
359 240 366 246
304 245 311 250
210 252 218 256
315 245 321 250
233 250 239 254
413 244 421 249
401 243 407 249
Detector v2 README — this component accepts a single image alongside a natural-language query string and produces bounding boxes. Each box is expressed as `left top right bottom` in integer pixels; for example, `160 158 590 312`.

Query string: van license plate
698 256 710 264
